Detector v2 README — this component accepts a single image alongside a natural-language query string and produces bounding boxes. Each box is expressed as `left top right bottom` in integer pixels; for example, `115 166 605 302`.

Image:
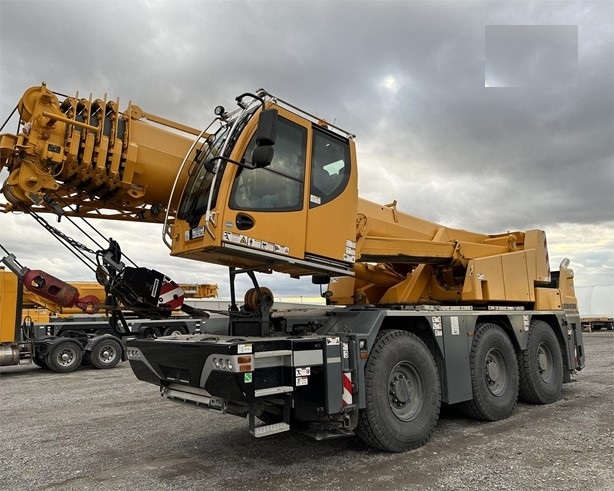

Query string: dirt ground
1 331 612 491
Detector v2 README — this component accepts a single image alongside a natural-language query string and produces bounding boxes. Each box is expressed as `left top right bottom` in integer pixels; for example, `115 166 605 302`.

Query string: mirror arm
207 156 257 171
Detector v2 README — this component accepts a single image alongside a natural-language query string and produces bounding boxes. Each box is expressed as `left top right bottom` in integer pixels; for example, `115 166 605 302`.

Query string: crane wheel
356 329 440 452
460 323 519 421
518 320 563 404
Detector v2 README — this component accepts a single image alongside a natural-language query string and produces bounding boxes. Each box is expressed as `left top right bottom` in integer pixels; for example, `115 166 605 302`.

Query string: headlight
226 359 233 370
212 358 220 369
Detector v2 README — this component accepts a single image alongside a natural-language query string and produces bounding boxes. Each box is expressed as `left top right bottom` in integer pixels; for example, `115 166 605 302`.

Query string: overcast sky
1 0 612 315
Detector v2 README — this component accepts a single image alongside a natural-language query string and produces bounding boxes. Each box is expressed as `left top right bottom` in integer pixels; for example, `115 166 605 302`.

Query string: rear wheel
140 327 161 338
46 340 83 373
518 320 563 404
90 338 122 369
460 323 519 421
163 325 187 336
356 330 440 452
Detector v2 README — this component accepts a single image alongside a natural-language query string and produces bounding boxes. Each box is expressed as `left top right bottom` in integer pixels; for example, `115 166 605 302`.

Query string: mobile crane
0 84 585 452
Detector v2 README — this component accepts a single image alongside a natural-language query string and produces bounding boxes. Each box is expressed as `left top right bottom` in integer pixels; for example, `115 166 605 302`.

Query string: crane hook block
22 269 80 308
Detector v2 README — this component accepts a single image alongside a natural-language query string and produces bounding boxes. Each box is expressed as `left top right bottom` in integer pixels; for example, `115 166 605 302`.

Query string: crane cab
169 92 358 279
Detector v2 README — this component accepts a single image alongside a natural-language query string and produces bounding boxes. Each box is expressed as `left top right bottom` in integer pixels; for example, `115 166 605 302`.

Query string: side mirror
251 108 277 168
312 274 330 285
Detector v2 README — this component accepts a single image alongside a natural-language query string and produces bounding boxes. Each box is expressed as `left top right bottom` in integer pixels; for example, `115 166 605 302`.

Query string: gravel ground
1 331 612 491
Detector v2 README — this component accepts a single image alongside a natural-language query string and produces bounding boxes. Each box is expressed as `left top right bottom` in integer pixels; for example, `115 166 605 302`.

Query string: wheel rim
98 344 117 364
484 348 508 397
388 361 423 421
56 347 77 367
537 341 554 383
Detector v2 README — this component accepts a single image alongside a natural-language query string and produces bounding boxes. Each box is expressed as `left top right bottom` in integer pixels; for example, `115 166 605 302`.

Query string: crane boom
0 83 200 222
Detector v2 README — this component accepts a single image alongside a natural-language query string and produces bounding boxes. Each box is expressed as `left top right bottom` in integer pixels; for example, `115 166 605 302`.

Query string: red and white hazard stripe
342 371 352 405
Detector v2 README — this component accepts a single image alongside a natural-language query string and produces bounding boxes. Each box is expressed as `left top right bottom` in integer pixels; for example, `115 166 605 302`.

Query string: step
254 386 294 397
252 422 290 438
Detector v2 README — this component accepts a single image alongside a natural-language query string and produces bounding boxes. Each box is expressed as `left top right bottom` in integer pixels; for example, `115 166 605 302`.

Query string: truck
0 83 585 452
0 258 217 372
581 317 614 332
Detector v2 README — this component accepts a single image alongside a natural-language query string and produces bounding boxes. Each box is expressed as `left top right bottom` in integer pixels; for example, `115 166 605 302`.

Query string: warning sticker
432 316 443 337
451 316 460 335
186 226 205 241
295 367 311 377
326 337 340 346
342 343 349 359
223 231 289 255
237 344 253 354
296 376 309 386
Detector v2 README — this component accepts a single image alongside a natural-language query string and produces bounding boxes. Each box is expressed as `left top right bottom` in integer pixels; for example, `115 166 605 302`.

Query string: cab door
224 109 310 269
304 126 358 273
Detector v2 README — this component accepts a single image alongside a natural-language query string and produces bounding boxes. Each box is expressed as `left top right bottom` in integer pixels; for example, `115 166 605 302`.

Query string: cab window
310 129 350 208
230 117 307 211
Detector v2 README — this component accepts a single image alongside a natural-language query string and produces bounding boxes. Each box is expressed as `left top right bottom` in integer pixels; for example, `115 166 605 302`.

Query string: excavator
0 83 585 452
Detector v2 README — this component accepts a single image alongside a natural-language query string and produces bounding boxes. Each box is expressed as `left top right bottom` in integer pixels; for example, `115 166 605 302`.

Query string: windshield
177 109 256 228
177 124 231 226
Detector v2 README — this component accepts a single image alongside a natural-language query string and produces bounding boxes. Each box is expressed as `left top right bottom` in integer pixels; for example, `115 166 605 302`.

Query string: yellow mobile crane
1 84 584 452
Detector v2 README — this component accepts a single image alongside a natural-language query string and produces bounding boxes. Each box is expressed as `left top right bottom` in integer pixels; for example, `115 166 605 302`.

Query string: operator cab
169 91 358 279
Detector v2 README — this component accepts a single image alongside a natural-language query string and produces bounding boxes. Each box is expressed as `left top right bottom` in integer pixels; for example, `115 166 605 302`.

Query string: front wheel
518 320 563 404
460 323 519 421
356 330 440 452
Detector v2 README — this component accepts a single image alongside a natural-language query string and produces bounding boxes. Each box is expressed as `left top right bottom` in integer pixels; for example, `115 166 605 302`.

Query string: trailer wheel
46 340 83 373
90 338 122 369
356 330 440 452
163 325 187 336
518 320 563 404
460 323 519 421
140 327 161 338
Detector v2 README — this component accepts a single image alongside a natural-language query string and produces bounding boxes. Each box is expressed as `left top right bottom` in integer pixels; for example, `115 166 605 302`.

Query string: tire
46 340 83 373
32 356 48 369
163 325 187 336
89 338 122 369
140 327 161 338
518 320 563 404
356 330 440 452
460 323 519 421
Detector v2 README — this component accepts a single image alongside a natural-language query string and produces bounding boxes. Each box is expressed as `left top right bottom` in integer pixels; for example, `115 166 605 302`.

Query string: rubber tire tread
518 320 563 404
90 338 122 369
46 340 83 373
460 323 519 421
163 325 187 336
32 356 48 369
356 329 440 453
